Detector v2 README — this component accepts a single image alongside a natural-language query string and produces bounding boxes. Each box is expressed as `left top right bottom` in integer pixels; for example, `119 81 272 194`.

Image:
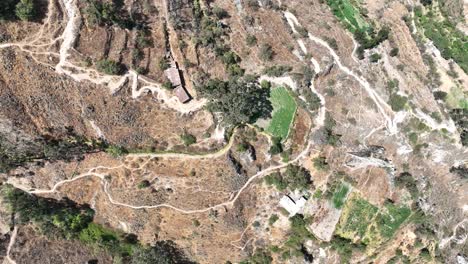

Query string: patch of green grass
336 194 412 249
374 203 411 238
266 87 297 140
332 183 350 209
337 195 378 239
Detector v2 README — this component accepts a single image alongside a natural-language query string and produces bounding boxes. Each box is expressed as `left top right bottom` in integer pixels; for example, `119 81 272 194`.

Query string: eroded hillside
0 0 467 263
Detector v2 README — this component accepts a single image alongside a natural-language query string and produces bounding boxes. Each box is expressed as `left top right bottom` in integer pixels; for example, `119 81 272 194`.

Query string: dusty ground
0 0 466 263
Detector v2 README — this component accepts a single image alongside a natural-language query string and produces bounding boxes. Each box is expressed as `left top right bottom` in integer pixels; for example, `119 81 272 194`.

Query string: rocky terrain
0 0 467 263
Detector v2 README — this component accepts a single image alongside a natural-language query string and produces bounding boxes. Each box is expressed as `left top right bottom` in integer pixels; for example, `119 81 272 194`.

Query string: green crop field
374 203 412 239
336 194 412 247
337 194 378 239
332 183 350 209
266 87 297 140
327 0 369 33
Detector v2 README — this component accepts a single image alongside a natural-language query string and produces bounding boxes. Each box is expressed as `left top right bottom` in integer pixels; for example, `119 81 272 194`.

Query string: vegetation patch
336 194 379 240
264 164 311 191
332 182 350 209
445 86 468 109
327 0 369 33
197 75 273 126
414 5 468 73
1 185 194 263
373 202 411 239
336 194 412 249
266 87 297 140
326 0 390 58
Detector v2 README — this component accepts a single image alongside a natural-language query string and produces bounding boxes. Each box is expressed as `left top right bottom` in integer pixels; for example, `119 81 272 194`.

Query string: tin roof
174 85 191 103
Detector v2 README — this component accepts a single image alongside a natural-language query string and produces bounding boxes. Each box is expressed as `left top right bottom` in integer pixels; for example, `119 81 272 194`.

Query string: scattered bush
159 58 170 70
264 172 287 191
85 0 134 28
282 164 312 191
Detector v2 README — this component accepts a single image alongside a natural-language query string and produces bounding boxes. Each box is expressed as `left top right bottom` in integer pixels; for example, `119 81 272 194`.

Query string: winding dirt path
5 226 18 264
284 11 398 134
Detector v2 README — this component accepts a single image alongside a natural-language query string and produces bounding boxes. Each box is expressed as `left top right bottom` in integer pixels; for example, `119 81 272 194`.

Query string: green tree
197 75 273 126
96 59 123 75
15 0 34 21
0 0 19 20
283 164 311 190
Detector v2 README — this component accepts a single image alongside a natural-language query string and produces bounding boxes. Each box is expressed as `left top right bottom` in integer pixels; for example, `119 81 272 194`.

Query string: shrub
246 34 257 46
15 0 34 21
432 91 447 101
370 53 382 63
137 180 151 189
313 156 329 171
390 47 399 57
324 37 338 50
180 133 196 146
388 94 408 111
105 145 128 157
162 80 173 90
212 6 228 19
262 65 293 77
96 59 123 75
269 214 279 225
269 137 283 155
159 58 170 70
136 29 152 48
259 43 274 62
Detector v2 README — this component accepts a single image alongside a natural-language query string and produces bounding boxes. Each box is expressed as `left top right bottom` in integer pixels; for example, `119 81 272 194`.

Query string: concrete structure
279 194 307 216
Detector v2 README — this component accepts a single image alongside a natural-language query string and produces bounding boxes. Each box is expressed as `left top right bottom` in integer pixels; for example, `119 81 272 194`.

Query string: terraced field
326 0 369 33
336 194 412 248
266 87 297 140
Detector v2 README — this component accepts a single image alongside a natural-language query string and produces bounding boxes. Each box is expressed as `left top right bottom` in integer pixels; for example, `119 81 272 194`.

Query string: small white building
279 194 307 216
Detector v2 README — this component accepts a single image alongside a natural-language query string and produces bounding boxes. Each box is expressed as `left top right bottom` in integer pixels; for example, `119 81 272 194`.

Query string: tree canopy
15 0 34 21
197 75 273 126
